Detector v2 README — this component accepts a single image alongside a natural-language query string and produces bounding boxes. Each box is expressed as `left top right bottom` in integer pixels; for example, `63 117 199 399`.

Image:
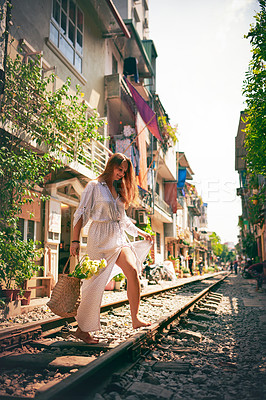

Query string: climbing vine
0 53 105 230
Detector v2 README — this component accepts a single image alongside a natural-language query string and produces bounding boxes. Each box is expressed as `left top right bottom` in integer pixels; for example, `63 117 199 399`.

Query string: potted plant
113 273 125 291
113 273 125 290
181 267 190 278
0 230 43 304
146 252 154 265
168 255 178 271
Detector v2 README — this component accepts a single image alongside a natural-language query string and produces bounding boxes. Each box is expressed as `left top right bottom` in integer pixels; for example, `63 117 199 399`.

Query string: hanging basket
47 257 81 318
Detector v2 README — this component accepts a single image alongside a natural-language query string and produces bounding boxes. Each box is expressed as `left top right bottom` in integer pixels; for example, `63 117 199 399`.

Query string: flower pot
2 289 15 301
105 280 115 291
21 290 31 305
12 289 20 301
114 281 122 291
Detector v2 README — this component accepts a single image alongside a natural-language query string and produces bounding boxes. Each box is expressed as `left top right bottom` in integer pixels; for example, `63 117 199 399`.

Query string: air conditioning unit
137 210 148 225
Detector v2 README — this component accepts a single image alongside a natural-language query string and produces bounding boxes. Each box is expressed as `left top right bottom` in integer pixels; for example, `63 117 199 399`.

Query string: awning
125 77 162 141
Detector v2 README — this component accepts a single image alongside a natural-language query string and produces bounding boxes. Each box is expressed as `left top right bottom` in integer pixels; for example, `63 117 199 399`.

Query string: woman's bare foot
73 327 99 344
132 318 151 329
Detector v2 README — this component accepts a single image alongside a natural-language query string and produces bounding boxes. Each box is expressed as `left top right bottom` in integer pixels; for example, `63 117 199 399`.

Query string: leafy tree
0 134 56 231
242 0 266 175
2 55 104 158
0 53 105 288
219 245 235 263
209 232 223 257
0 54 104 230
240 231 258 260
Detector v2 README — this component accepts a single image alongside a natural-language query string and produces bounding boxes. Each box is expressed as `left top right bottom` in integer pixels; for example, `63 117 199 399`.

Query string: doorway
59 203 72 274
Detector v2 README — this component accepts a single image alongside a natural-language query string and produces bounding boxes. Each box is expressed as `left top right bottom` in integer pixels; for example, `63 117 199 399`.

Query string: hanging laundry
115 138 131 158
134 145 140 176
123 125 136 137
123 57 139 83
147 168 154 188
131 143 140 176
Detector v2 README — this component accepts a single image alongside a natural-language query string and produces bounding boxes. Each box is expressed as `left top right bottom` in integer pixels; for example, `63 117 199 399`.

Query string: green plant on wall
242 0 266 175
2 55 105 158
136 216 155 237
0 231 43 290
246 175 265 227
240 231 258 260
0 52 106 289
158 116 178 153
1 54 105 228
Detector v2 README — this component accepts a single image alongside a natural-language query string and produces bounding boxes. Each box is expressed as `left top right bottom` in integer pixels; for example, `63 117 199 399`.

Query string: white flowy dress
73 180 152 332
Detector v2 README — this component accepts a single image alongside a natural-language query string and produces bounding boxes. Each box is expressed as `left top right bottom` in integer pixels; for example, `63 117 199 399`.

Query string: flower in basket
69 256 106 280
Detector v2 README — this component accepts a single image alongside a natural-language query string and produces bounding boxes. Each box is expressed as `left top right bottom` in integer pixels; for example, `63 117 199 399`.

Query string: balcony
68 134 112 177
104 74 136 128
2 51 111 181
164 213 177 238
154 192 172 218
138 186 152 211
3 114 111 179
187 197 201 216
176 195 185 210
105 73 128 100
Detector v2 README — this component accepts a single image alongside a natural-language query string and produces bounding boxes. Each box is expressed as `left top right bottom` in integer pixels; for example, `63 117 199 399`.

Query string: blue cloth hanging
177 169 186 188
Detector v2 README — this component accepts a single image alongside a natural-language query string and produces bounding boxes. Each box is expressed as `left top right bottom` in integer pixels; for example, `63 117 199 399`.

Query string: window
48 231 60 241
18 218 25 239
155 182 160 195
156 232 161 253
50 0 84 73
27 220 35 241
18 218 37 241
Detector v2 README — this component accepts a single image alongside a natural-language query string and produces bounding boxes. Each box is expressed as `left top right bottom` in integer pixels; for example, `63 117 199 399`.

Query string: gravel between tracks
1 274 265 400
96 274 266 400
0 277 199 331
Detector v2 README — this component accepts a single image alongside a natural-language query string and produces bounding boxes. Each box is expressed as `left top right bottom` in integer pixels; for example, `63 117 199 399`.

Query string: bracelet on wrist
71 240 80 243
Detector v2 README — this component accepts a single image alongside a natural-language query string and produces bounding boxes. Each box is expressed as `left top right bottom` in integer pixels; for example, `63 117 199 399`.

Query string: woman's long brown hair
98 153 138 208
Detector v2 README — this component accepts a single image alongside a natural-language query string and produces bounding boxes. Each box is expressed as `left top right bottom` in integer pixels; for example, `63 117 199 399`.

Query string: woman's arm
136 226 153 242
70 217 82 256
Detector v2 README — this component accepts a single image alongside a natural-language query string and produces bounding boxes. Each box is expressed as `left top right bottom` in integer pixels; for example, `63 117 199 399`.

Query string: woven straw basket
47 257 81 318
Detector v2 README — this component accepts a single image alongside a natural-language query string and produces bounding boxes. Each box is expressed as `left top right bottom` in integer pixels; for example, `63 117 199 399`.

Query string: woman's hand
70 242 80 256
139 231 153 242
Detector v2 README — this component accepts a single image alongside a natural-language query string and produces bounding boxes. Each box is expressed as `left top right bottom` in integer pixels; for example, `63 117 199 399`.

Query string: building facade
1 0 209 297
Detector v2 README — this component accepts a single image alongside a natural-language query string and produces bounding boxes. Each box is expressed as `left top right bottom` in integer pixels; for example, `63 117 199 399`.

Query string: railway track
0 272 229 399
0 272 224 352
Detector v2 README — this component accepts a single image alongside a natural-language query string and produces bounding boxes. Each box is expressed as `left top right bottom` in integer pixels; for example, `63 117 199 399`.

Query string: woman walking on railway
70 153 153 344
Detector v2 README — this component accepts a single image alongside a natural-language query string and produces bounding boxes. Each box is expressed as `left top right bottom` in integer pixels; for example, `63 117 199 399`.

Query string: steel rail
0 272 226 352
35 273 229 400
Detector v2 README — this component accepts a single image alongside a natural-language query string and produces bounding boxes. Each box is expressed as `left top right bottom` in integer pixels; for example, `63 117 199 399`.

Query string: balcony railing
187 197 201 216
74 134 112 175
138 186 152 210
3 114 112 177
177 195 185 209
154 192 172 216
